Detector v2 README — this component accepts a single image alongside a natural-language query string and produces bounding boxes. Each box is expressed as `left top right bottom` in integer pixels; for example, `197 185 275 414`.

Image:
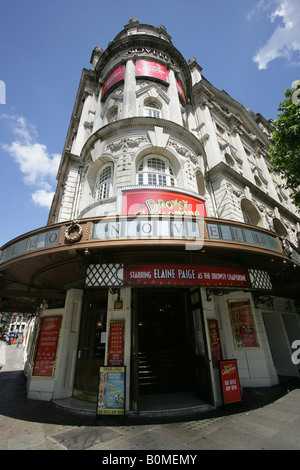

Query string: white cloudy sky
0 0 300 246
250 0 300 70
1 114 60 208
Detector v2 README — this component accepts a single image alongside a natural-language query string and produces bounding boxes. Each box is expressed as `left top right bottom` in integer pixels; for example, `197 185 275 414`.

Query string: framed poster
97 366 125 415
219 359 242 405
208 320 222 367
228 299 259 349
108 321 124 366
32 316 61 377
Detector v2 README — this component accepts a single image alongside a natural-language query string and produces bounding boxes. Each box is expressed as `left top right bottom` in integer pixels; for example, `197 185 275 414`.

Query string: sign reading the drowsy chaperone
97 366 125 415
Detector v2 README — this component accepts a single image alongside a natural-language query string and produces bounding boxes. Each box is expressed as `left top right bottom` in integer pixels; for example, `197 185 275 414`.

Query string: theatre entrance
73 290 108 402
131 288 213 412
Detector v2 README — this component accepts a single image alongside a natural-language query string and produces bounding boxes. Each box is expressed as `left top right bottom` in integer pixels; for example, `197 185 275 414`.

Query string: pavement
1 341 300 452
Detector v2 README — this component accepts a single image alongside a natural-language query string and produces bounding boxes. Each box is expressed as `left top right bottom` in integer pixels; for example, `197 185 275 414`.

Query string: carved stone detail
106 136 148 152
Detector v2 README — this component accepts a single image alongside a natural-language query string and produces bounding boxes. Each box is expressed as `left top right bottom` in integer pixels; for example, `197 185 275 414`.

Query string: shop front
78 255 278 413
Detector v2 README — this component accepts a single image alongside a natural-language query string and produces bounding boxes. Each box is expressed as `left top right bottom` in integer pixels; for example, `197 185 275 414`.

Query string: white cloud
0 114 60 208
250 0 300 69
32 189 55 208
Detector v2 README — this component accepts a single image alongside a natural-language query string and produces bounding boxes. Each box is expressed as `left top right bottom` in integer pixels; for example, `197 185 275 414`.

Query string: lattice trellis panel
85 263 124 287
248 269 272 290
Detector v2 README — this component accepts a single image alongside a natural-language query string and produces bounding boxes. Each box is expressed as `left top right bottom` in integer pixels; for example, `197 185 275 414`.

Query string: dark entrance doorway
135 288 197 396
73 290 108 402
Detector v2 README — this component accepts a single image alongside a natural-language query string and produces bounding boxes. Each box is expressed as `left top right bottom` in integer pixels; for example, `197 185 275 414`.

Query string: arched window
144 101 161 118
273 218 289 239
108 109 118 123
225 153 235 167
242 210 253 225
241 199 262 227
94 164 113 201
137 155 175 187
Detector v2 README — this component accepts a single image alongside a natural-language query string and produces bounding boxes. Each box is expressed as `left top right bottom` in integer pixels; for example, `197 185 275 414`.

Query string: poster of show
32 316 61 377
120 188 207 216
97 367 125 415
228 299 259 349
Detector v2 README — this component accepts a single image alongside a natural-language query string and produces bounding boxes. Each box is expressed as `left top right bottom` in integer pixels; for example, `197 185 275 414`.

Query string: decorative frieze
106 136 147 153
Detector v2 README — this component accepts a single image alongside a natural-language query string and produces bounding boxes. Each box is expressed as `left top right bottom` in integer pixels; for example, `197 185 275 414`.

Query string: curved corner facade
1 19 300 415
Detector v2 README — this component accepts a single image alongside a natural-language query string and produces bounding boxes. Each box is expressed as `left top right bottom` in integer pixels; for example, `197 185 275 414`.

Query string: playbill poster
97 366 125 415
228 299 259 349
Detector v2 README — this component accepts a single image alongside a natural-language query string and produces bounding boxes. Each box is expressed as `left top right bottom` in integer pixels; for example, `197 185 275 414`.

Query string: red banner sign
136 60 169 83
108 321 124 366
102 65 124 97
219 359 242 404
121 188 207 216
124 264 250 287
32 316 61 377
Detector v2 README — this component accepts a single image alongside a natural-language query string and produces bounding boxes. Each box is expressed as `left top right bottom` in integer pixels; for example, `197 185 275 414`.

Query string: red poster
219 360 242 404
32 316 61 377
101 65 124 97
177 80 186 103
136 60 169 83
108 321 124 366
124 264 250 288
208 320 222 366
121 188 207 216
228 299 259 349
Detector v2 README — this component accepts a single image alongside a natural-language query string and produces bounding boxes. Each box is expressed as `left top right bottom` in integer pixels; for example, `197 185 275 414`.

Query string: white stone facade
34 19 300 408
49 22 299 249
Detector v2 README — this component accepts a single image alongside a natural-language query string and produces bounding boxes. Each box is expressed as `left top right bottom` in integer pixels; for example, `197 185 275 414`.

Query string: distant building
1 19 300 415
6 313 26 343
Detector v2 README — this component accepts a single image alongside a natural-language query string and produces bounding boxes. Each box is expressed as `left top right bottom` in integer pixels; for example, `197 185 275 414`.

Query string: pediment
136 83 170 104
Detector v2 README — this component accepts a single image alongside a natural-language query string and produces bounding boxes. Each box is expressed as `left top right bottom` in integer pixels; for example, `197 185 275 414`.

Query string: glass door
73 290 108 402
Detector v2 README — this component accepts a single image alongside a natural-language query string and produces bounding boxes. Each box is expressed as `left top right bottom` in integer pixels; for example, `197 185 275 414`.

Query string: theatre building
1 19 300 415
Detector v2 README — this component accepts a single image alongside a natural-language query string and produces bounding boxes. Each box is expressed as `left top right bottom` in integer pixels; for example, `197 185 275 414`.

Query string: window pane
158 175 167 185
94 314 107 359
148 174 157 185
98 166 112 183
137 156 175 187
148 158 166 172
95 165 112 200
78 316 91 359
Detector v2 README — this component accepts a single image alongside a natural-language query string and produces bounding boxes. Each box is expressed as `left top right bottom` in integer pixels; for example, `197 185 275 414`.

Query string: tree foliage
270 82 300 209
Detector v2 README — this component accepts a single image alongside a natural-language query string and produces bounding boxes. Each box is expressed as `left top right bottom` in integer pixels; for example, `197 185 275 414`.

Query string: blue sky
1 0 300 247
